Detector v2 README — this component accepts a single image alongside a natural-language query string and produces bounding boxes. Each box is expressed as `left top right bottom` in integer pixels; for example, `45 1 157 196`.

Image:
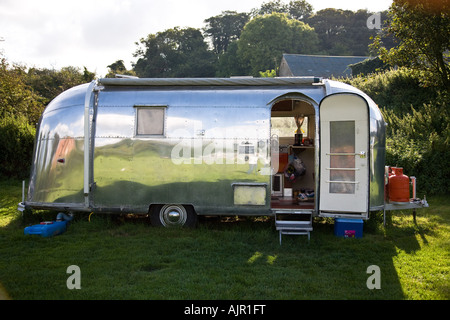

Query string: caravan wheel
150 204 197 228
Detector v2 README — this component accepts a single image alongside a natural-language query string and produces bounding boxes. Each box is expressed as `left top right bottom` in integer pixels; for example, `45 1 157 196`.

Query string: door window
329 121 355 194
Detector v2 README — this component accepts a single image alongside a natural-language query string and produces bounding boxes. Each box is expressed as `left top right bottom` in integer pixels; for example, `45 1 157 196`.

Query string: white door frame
319 93 369 216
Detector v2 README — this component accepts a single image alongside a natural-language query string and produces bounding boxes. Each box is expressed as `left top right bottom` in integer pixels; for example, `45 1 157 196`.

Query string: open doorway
270 98 316 210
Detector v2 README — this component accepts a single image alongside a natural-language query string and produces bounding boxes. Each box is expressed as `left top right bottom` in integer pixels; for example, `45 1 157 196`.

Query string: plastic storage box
24 221 68 237
334 218 363 238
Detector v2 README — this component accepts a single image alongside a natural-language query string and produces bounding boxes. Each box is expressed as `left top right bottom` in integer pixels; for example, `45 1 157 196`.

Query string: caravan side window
135 106 166 136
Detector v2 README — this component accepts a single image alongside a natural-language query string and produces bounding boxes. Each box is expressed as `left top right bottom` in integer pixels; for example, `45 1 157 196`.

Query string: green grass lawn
0 179 448 300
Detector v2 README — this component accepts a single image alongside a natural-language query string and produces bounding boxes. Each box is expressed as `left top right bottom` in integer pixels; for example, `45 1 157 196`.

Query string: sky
0 0 393 77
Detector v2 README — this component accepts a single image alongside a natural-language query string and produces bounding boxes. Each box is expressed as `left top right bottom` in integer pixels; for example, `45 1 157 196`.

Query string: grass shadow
3 180 449 299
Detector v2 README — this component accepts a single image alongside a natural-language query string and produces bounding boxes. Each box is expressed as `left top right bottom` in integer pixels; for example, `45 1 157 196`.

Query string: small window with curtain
135 106 166 136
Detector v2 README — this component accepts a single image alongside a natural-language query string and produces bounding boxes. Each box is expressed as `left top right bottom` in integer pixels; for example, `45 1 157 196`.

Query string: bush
345 67 437 114
345 68 448 195
0 116 36 179
0 57 45 125
383 92 449 195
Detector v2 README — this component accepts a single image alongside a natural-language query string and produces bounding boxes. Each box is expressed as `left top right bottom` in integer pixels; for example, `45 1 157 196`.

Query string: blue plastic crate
24 221 68 237
334 218 363 238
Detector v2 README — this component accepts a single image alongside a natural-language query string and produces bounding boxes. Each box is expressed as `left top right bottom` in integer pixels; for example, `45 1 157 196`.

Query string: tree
288 0 313 21
133 33 168 77
251 0 288 16
307 8 378 56
133 27 216 77
0 56 96 178
237 13 318 76
215 41 250 77
0 56 39 178
346 10 380 56
251 0 313 21
26 66 95 107
203 11 249 55
106 60 136 78
374 0 450 88
0 57 44 125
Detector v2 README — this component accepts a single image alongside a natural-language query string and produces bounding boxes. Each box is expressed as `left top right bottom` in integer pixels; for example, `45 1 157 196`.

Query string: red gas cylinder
388 167 410 202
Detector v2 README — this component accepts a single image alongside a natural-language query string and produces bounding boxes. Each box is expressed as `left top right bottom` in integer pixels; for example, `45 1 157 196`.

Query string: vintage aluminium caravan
19 77 428 238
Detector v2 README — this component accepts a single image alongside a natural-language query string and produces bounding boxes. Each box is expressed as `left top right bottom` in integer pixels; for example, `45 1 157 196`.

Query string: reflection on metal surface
368 101 386 209
28 84 88 204
25 78 387 217
91 137 270 213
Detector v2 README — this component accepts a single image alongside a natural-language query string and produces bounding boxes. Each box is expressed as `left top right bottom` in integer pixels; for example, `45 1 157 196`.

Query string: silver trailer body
23 77 406 224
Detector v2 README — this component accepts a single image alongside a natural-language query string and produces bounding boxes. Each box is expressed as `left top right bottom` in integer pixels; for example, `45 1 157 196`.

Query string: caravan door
319 93 369 216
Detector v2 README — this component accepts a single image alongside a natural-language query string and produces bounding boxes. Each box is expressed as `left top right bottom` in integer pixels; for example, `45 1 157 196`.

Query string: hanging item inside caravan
18 77 428 239
284 155 306 181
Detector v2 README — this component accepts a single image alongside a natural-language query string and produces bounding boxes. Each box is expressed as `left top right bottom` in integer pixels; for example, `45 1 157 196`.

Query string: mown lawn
0 179 448 300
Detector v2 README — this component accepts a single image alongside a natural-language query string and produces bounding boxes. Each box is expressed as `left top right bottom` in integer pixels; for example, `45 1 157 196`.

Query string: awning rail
98 76 322 87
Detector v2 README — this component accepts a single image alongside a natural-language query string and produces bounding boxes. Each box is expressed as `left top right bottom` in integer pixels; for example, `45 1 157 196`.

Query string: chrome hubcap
160 205 187 226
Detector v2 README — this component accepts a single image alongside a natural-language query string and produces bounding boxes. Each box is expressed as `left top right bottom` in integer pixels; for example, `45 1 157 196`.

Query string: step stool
274 210 313 244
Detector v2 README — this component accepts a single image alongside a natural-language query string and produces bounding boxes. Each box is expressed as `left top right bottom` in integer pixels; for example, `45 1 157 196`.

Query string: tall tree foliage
250 0 313 21
215 41 249 77
203 11 249 55
128 1 393 77
105 60 136 78
374 0 450 88
307 8 380 56
288 0 314 20
237 13 318 76
133 27 216 78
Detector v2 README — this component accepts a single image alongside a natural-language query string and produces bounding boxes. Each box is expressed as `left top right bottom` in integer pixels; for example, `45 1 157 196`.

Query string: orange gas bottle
388 167 410 202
